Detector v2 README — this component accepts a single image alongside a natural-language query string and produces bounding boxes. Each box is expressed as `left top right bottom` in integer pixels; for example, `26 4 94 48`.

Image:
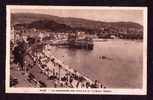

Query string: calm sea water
48 39 143 88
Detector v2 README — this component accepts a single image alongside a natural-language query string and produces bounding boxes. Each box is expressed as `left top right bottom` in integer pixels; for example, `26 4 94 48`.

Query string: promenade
10 42 105 88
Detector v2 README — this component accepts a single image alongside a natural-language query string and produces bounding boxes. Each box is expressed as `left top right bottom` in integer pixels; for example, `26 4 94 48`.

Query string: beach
47 39 143 88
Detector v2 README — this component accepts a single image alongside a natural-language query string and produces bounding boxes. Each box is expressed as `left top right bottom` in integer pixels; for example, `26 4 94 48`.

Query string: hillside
11 13 143 39
11 13 143 29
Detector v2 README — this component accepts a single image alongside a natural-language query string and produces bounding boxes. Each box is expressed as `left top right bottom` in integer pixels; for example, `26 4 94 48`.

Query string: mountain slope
11 13 143 30
11 13 143 39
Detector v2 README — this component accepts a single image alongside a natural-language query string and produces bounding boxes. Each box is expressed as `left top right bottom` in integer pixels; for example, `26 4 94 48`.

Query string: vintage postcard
6 5 147 95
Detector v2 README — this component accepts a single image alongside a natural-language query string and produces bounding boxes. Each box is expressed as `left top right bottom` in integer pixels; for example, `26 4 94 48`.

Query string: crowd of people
11 37 106 88
28 44 105 88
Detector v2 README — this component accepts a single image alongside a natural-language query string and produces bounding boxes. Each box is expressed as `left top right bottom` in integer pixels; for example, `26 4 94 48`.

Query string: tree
13 41 26 70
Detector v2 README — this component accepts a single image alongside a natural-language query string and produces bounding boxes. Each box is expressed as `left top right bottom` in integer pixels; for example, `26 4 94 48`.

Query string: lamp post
58 64 62 82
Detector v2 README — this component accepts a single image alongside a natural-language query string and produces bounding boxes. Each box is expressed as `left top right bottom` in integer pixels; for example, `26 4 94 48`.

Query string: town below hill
11 13 143 39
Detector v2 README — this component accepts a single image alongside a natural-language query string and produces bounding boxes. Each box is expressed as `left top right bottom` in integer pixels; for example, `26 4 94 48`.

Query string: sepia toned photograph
6 5 147 95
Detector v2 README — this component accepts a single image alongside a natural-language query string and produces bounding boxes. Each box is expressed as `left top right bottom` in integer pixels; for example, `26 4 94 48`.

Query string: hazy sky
11 7 144 25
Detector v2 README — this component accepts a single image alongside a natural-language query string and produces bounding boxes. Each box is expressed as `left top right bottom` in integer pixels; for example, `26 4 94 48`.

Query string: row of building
11 25 92 45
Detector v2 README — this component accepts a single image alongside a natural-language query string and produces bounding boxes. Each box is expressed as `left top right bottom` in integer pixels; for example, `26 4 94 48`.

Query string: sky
11 7 144 25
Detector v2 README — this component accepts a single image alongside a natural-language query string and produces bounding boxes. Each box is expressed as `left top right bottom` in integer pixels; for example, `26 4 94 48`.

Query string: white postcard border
6 5 148 95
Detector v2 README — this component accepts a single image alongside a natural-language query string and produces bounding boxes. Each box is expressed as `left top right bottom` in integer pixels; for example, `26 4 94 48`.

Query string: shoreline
10 42 105 88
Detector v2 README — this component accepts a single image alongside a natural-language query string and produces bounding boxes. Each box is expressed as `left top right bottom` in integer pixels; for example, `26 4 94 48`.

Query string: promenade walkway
11 42 105 88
